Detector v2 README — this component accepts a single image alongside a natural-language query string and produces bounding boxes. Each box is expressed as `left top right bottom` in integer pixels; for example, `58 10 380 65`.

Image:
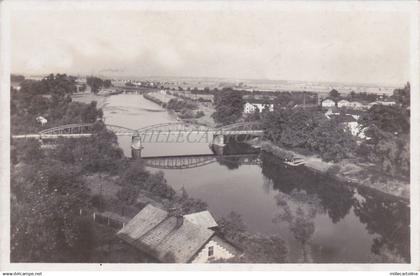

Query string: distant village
14 75 401 144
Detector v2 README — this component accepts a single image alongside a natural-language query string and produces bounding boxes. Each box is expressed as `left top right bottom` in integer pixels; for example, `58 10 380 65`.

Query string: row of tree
86 76 112 94
11 74 103 134
326 82 410 106
261 107 357 162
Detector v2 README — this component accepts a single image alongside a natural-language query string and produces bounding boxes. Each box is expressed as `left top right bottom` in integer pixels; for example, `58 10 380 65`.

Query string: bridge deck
141 153 259 159
12 130 264 139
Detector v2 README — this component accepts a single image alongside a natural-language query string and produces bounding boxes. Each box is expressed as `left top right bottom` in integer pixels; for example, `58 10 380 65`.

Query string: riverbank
72 89 124 108
145 91 217 128
260 141 409 200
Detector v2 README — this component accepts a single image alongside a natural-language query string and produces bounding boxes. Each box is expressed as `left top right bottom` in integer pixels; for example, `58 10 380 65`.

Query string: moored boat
284 158 305 167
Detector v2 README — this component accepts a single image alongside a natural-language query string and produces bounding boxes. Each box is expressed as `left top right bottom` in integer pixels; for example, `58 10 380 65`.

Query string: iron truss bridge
12 121 264 139
142 154 261 170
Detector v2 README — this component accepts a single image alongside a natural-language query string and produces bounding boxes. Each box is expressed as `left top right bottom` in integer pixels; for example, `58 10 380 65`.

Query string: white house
340 120 370 140
36 116 47 126
343 101 366 110
321 99 336 108
117 204 240 263
324 108 340 119
337 100 351 108
368 101 396 108
243 102 274 113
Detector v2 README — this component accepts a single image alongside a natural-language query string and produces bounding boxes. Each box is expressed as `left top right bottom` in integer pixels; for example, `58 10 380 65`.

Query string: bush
195 111 205 118
326 164 341 177
261 142 294 161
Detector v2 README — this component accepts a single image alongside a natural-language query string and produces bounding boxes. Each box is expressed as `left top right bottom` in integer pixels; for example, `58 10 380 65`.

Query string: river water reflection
103 93 410 263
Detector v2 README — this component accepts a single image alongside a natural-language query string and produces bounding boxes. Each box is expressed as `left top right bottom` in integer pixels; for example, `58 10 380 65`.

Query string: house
36 116 47 126
348 101 365 110
368 100 396 108
243 102 274 113
117 204 240 263
344 122 370 140
337 99 350 108
321 98 336 108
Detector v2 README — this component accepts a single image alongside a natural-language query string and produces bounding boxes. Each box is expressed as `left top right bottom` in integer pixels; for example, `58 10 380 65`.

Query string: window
208 246 214 257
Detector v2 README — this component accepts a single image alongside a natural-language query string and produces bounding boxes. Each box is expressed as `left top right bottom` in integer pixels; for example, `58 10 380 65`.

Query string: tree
392 82 410 108
359 105 409 136
11 74 25 82
11 161 89 262
15 139 44 163
308 119 357 162
79 83 87 92
82 101 103 123
328 89 340 100
86 77 104 94
103 79 112 88
212 89 244 125
329 89 340 100
216 212 287 263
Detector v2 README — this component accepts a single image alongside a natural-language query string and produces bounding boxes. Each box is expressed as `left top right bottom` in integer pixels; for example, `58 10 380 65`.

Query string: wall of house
322 100 335 107
191 237 235 263
243 103 274 113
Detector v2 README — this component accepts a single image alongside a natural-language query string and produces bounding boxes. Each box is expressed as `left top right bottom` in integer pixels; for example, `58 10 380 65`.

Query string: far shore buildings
243 101 274 113
36 116 48 126
117 204 240 263
323 98 397 111
337 99 365 110
321 98 336 108
367 100 396 108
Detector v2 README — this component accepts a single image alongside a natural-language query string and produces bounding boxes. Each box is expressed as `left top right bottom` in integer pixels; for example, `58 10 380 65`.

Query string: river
102 92 410 263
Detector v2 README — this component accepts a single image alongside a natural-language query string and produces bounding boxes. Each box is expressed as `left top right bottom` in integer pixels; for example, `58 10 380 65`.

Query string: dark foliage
261 107 356 162
212 88 244 125
11 74 103 135
86 76 112 94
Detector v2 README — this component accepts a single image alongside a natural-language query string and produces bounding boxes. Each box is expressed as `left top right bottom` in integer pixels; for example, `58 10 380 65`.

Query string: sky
10 4 412 85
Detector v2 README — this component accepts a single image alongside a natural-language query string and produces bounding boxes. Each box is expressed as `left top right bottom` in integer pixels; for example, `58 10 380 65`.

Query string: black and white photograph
0 0 419 272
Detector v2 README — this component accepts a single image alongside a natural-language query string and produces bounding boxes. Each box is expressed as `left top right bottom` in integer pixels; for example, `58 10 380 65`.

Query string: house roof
117 204 168 243
338 99 350 103
183 210 218 229
117 204 215 263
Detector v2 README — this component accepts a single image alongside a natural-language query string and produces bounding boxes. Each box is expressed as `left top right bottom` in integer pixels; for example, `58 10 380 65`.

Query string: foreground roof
117 204 215 263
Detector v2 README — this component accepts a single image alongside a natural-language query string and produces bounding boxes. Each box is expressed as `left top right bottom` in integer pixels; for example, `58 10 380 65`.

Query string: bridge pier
210 134 225 156
131 134 144 159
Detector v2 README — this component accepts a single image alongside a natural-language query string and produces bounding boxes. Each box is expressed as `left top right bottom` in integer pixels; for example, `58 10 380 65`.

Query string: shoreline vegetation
143 91 217 127
211 86 410 201
76 89 410 201
260 141 409 200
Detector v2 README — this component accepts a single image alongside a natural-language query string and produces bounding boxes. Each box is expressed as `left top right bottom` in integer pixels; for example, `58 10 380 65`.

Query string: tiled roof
117 204 168 244
183 210 218 229
117 204 215 263
153 219 214 262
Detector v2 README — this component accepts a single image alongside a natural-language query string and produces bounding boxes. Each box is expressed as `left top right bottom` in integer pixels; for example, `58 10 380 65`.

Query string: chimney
168 207 184 227
175 215 184 228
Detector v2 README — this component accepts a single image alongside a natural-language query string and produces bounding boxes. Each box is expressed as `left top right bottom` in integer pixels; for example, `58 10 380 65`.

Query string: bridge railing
29 121 264 138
